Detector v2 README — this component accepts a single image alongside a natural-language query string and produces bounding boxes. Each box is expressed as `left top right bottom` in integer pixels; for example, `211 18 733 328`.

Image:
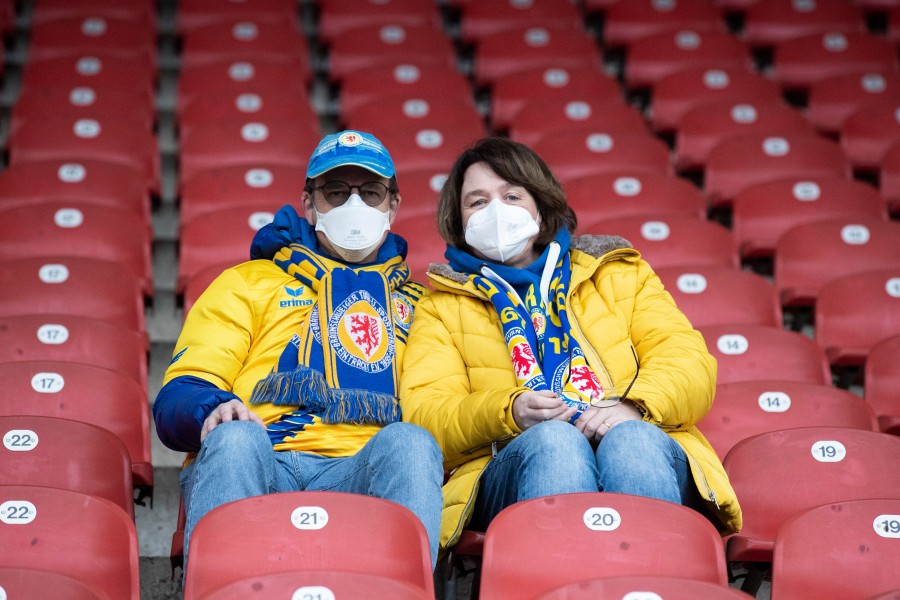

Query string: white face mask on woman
464 198 540 263
315 194 391 263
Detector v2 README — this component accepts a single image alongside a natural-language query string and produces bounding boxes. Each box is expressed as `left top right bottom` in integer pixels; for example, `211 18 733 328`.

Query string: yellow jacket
399 235 742 548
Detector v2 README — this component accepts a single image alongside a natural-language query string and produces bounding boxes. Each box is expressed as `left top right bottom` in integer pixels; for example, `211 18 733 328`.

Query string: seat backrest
183 491 434 599
535 575 755 600
0 566 106 600
479 492 728 600
508 97 647 148
195 571 431 600
0 485 139 599
771 498 900 600
723 426 900 563
864 334 900 435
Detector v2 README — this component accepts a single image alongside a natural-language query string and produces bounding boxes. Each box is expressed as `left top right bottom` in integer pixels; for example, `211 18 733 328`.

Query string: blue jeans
179 420 444 568
469 420 703 531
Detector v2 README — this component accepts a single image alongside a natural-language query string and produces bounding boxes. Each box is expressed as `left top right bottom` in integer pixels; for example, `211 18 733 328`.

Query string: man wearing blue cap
153 131 444 571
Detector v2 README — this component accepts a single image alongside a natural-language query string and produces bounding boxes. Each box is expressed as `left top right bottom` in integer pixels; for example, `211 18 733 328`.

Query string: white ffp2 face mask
315 194 391 263
464 198 540 263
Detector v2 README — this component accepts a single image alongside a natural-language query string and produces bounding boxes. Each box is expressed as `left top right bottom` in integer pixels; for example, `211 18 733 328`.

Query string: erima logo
280 286 312 308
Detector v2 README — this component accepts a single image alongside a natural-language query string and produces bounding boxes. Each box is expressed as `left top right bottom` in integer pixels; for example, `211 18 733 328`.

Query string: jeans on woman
179 420 444 569
469 419 703 531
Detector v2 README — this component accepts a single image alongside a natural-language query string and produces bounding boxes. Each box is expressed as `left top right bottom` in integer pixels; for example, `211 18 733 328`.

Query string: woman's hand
512 390 578 430
574 401 643 444
200 399 266 442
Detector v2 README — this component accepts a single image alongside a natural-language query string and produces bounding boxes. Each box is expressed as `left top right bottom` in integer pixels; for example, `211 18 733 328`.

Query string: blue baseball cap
306 130 395 179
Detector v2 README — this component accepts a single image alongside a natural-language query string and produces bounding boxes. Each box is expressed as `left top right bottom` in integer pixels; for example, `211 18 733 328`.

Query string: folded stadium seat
178 88 317 141
177 118 319 188
741 0 866 49
28 0 155 26
774 219 900 308
806 71 900 134
179 19 310 70
624 29 753 92
698 323 832 385
18 54 157 104
0 158 152 227
10 85 156 135
675 99 815 172
471 25 601 88
732 176 888 259
177 59 308 115
490 66 624 133
457 0 584 44
182 491 434 600
880 140 900 216
654 266 782 328
531 130 673 183
342 93 484 139
650 66 783 134
0 567 107 600
0 486 139 599
508 97 648 148
179 163 306 224
771 499 900 600
0 257 147 339
25 15 157 65
0 415 134 518
700 380 877 461
0 360 153 493
177 204 279 295
771 31 899 92
317 0 441 43
865 334 900 435
0 314 148 388
339 61 472 121
6 115 160 195
196 572 432 600
723 427 900 567
479 492 728 600
601 0 726 50
325 23 457 82
840 101 900 172
535 576 755 600
369 123 486 173
577 215 739 270
814 269 900 367
703 132 851 210
0 202 153 297
392 166 446 219
175 0 297 35
564 170 707 223
389 213 446 284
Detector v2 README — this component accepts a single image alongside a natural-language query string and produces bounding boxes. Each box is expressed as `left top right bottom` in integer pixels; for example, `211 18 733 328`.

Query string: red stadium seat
772 31 899 91
701 380 877 460
317 0 440 43
602 0 726 50
815 270 900 367
880 139 900 215
772 499 900 600
723 427 900 565
368 123 485 174
564 171 707 223
472 25 601 87
774 219 900 308
840 101 900 172
0 415 134 518
532 130 673 183
865 334 900 435
806 71 900 134
536 576 754 600
390 214 446 284
0 314 148 388
176 58 308 114
699 323 832 385
0 486 139 599
10 85 155 135
675 100 814 172
578 215 739 270
457 0 584 43
741 0 866 48
732 176 888 258
655 266 782 328
650 66 783 134
19 54 156 101
490 66 624 132
178 89 317 141
393 167 446 219
179 19 310 69
508 97 648 148
175 0 297 34
343 93 484 138
479 492 728 600
182 491 434 600
625 29 753 91
0 567 106 600
196 571 431 600
0 257 147 338
704 132 851 209
26 15 156 65
0 361 153 492
29 0 155 26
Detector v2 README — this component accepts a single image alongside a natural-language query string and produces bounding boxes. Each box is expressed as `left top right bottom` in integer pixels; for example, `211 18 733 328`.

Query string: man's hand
512 390 578 430
200 399 266 442
574 401 643 444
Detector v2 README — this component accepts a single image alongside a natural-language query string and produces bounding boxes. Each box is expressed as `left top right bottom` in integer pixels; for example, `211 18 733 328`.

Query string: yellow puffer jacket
399 235 742 549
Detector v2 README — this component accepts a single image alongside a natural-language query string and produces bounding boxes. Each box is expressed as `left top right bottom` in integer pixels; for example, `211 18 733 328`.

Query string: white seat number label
0 501 36 524
293 587 336 600
3 430 38 451
583 507 621 531
291 506 328 530
811 440 846 462
874 515 900 538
